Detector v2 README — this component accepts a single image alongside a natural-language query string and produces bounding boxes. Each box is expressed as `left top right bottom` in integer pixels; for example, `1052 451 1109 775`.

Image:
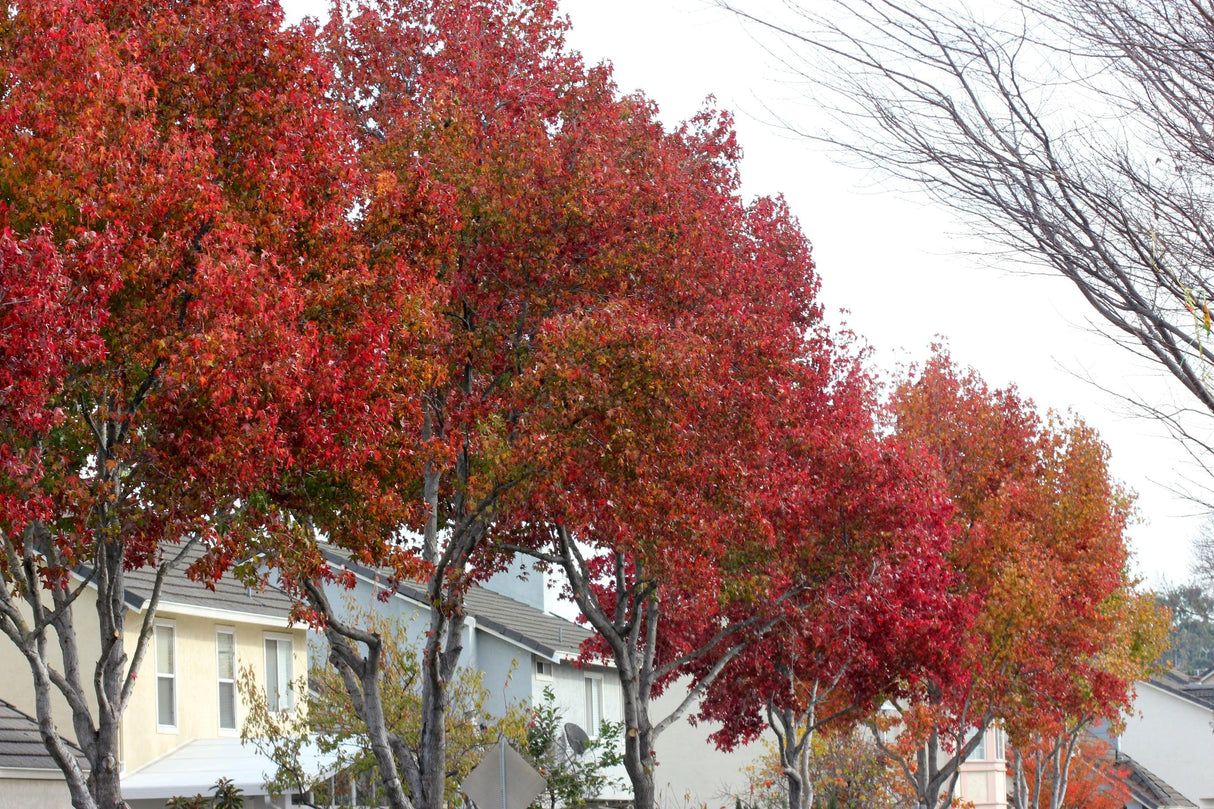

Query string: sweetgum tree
249 5 818 809
1010 735 1133 809
686 422 971 809
496 112 970 804
255 6 924 809
881 350 1167 809
0 2 372 807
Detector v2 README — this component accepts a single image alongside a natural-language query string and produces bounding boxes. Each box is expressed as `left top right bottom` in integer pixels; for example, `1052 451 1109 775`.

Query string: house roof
1116 754 1197 809
435 578 591 659
323 548 591 660
95 544 295 621
0 699 87 774
1146 670 1214 711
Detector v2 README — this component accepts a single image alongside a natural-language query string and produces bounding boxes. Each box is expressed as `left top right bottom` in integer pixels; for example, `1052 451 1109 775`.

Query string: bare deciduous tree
721 0 1214 489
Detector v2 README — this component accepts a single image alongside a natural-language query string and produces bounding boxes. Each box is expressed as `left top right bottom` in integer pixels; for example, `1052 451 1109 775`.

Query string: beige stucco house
0 547 308 808
955 723 1007 809
1111 669 1214 809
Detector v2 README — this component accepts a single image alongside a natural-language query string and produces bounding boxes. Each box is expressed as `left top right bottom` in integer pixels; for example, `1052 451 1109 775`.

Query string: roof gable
0 700 87 774
324 548 591 659
1118 753 1197 809
78 544 294 623
1145 671 1214 711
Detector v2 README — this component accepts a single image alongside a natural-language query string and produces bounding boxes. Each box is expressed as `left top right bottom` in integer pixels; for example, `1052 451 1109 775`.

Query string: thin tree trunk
771 701 813 809
305 577 419 809
418 580 466 809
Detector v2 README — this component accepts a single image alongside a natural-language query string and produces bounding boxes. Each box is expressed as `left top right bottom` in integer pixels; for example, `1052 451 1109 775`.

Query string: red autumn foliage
0 2 367 806
1011 735 1134 809
249 5 847 809
883 348 1166 809
483 107 974 805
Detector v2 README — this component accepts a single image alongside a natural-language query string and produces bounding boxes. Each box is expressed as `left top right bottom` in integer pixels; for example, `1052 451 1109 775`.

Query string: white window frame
584 674 603 737
154 620 178 732
965 727 988 762
264 633 295 713
216 627 237 734
534 659 554 681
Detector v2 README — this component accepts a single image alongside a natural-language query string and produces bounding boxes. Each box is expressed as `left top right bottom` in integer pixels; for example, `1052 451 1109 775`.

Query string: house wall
323 583 433 650
127 795 279 809
1120 682 1214 808
120 611 306 773
955 725 1006 809
650 677 768 809
474 630 535 716
648 697 1007 809
538 659 622 734
0 591 106 739
0 773 75 809
315 576 637 801
482 558 548 612
0 590 304 775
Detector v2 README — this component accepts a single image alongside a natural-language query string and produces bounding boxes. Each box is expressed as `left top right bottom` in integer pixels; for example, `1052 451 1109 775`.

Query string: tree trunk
86 720 125 809
619 690 657 809
310 578 418 809
547 533 784 809
773 707 812 809
787 774 807 809
418 592 465 809
768 690 818 809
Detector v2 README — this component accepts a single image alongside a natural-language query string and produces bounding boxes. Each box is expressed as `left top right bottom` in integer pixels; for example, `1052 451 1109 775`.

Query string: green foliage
165 796 208 809
210 778 244 809
166 778 244 809
237 666 315 802
735 742 787 809
803 729 904 809
240 605 528 806
735 732 906 809
1156 582 1214 676
524 687 624 809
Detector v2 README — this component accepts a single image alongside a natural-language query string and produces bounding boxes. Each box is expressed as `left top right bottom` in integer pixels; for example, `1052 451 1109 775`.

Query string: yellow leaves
374 170 399 197
893 348 1151 743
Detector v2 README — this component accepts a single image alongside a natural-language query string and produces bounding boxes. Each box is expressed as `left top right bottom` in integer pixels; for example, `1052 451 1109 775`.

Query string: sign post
460 739 547 809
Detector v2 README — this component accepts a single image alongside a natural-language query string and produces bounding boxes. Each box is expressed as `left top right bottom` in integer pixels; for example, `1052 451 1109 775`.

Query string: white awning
122 737 347 800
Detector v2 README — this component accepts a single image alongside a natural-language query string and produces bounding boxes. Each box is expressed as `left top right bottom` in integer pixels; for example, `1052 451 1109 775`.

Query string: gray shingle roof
0 699 87 773
1117 754 1197 809
1148 670 1214 711
323 548 591 659
100 544 294 620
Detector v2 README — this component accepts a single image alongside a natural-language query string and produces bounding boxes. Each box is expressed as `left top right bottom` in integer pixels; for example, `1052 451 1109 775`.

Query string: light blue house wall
309 549 629 800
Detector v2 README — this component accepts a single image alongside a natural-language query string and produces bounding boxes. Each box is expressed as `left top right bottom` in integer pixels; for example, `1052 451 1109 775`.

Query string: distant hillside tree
1156 582 1214 676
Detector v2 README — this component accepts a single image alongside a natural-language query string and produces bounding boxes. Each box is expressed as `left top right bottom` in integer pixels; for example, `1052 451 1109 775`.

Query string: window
264 635 294 712
535 660 553 680
217 629 236 732
584 676 603 736
966 728 987 761
155 622 176 730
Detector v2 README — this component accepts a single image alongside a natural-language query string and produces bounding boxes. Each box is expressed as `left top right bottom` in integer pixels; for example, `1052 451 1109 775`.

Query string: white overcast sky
284 0 1207 587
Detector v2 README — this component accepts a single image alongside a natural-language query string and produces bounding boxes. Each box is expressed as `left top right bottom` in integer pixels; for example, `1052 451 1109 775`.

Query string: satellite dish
564 723 592 757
